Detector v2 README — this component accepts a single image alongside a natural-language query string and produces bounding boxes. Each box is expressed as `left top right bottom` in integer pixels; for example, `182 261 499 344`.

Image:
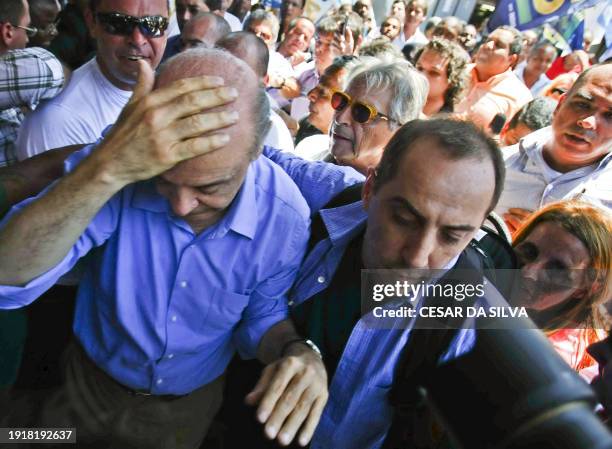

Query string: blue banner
488 0 599 31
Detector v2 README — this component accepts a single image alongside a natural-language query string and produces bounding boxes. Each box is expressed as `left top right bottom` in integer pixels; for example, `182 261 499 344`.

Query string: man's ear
362 167 376 210
552 92 567 118
508 53 518 69
84 7 97 39
0 22 15 49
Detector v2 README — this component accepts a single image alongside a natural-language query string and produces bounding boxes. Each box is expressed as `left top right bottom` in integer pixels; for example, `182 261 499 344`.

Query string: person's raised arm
0 60 239 286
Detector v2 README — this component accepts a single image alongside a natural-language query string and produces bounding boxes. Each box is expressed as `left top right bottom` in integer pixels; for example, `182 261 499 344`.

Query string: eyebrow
390 197 477 232
574 92 593 102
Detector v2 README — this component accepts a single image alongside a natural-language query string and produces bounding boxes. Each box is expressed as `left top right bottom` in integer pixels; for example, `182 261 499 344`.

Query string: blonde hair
513 200 612 332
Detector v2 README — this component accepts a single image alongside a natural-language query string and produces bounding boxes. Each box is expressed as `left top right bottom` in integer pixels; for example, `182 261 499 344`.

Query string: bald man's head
180 11 231 51
155 48 271 229
216 31 269 80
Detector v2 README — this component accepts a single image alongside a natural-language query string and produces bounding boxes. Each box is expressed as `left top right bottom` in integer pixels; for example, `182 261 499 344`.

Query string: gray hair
346 59 428 126
243 9 280 43
508 97 556 132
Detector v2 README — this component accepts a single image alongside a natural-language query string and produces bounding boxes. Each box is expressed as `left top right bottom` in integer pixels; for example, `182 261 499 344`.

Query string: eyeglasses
15 24 38 37
37 17 61 36
95 12 169 38
330 90 400 125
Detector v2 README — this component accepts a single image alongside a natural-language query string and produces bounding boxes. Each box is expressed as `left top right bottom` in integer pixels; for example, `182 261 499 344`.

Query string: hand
503 207 533 234
91 59 239 188
245 344 329 446
333 26 356 56
289 51 308 68
267 73 285 89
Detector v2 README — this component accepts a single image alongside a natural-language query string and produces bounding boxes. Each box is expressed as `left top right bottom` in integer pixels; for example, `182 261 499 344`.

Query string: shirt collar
131 163 258 240
471 65 513 87
319 200 368 246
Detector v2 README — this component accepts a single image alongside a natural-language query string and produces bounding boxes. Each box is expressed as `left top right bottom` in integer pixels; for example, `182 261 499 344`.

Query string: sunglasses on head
95 12 169 38
330 90 400 125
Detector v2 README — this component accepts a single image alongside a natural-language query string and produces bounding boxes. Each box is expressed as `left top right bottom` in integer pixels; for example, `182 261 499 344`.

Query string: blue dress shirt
0 143 311 395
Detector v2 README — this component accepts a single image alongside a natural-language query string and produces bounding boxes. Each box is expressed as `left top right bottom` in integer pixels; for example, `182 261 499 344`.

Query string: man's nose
170 189 199 217
577 114 597 130
401 232 435 270
335 104 352 125
128 24 149 46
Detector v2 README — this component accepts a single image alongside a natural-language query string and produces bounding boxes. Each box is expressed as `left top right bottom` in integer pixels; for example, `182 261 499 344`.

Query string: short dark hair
216 31 269 79
507 97 556 132
0 0 26 24
286 15 313 33
496 25 522 56
374 119 505 214
565 60 612 99
529 40 556 58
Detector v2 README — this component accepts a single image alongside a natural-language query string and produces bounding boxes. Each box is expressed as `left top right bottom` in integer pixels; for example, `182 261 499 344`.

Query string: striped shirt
0 47 64 166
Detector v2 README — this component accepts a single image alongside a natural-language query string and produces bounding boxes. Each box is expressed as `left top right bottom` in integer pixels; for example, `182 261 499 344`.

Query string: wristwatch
282 338 323 359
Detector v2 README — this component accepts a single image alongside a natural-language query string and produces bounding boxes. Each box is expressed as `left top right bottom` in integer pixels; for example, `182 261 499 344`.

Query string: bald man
0 49 326 448
217 31 295 152
163 11 230 60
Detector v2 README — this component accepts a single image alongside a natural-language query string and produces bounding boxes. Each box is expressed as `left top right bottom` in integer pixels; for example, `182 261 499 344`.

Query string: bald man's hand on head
90 59 239 189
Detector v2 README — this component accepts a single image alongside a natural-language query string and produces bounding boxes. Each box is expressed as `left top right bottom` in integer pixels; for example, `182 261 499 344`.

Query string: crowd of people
0 0 611 448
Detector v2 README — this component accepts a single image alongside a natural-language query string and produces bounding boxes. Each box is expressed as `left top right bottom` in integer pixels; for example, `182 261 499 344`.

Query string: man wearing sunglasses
496 62 612 233
16 0 170 161
1 0 65 166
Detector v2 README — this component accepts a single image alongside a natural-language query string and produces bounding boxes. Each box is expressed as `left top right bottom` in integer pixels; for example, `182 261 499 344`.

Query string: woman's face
512 222 591 312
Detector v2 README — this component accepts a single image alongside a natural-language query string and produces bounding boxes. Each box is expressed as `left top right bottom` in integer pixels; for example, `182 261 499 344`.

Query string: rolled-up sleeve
233 214 310 359
263 146 364 213
0 145 120 309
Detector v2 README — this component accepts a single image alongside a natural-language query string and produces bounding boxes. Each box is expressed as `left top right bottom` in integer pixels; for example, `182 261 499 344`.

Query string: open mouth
565 133 590 145
125 55 146 61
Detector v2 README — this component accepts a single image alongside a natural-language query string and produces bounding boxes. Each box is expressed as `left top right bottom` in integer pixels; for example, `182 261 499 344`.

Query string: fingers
129 59 155 105
245 363 277 407
297 396 327 446
274 383 327 446
503 213 521 234
507 208 532 220
138 75 227 112
173 133 231 161
170 107 239 142
256 359 296 425
263 369 312 443
152 86 239 128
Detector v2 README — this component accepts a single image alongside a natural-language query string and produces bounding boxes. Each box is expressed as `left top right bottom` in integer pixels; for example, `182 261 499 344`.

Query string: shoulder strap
382 245 484 449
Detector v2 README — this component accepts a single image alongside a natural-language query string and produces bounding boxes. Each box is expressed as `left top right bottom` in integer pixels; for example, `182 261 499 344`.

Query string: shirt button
167 354 174 359
179 281 188 288
171 315 178 322
317 275 326 284
288 300 294 306
156 378 163 385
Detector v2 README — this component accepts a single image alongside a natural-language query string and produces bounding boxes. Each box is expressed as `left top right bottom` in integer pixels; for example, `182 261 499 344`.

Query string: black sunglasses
95 12 168 38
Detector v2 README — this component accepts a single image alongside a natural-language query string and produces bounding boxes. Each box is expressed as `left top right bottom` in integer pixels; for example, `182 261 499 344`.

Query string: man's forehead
97 0 168 15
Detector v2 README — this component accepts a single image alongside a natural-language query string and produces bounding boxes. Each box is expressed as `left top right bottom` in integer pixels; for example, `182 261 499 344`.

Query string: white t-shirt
224 11 242 32
264 110 294 153
16 58 132 160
